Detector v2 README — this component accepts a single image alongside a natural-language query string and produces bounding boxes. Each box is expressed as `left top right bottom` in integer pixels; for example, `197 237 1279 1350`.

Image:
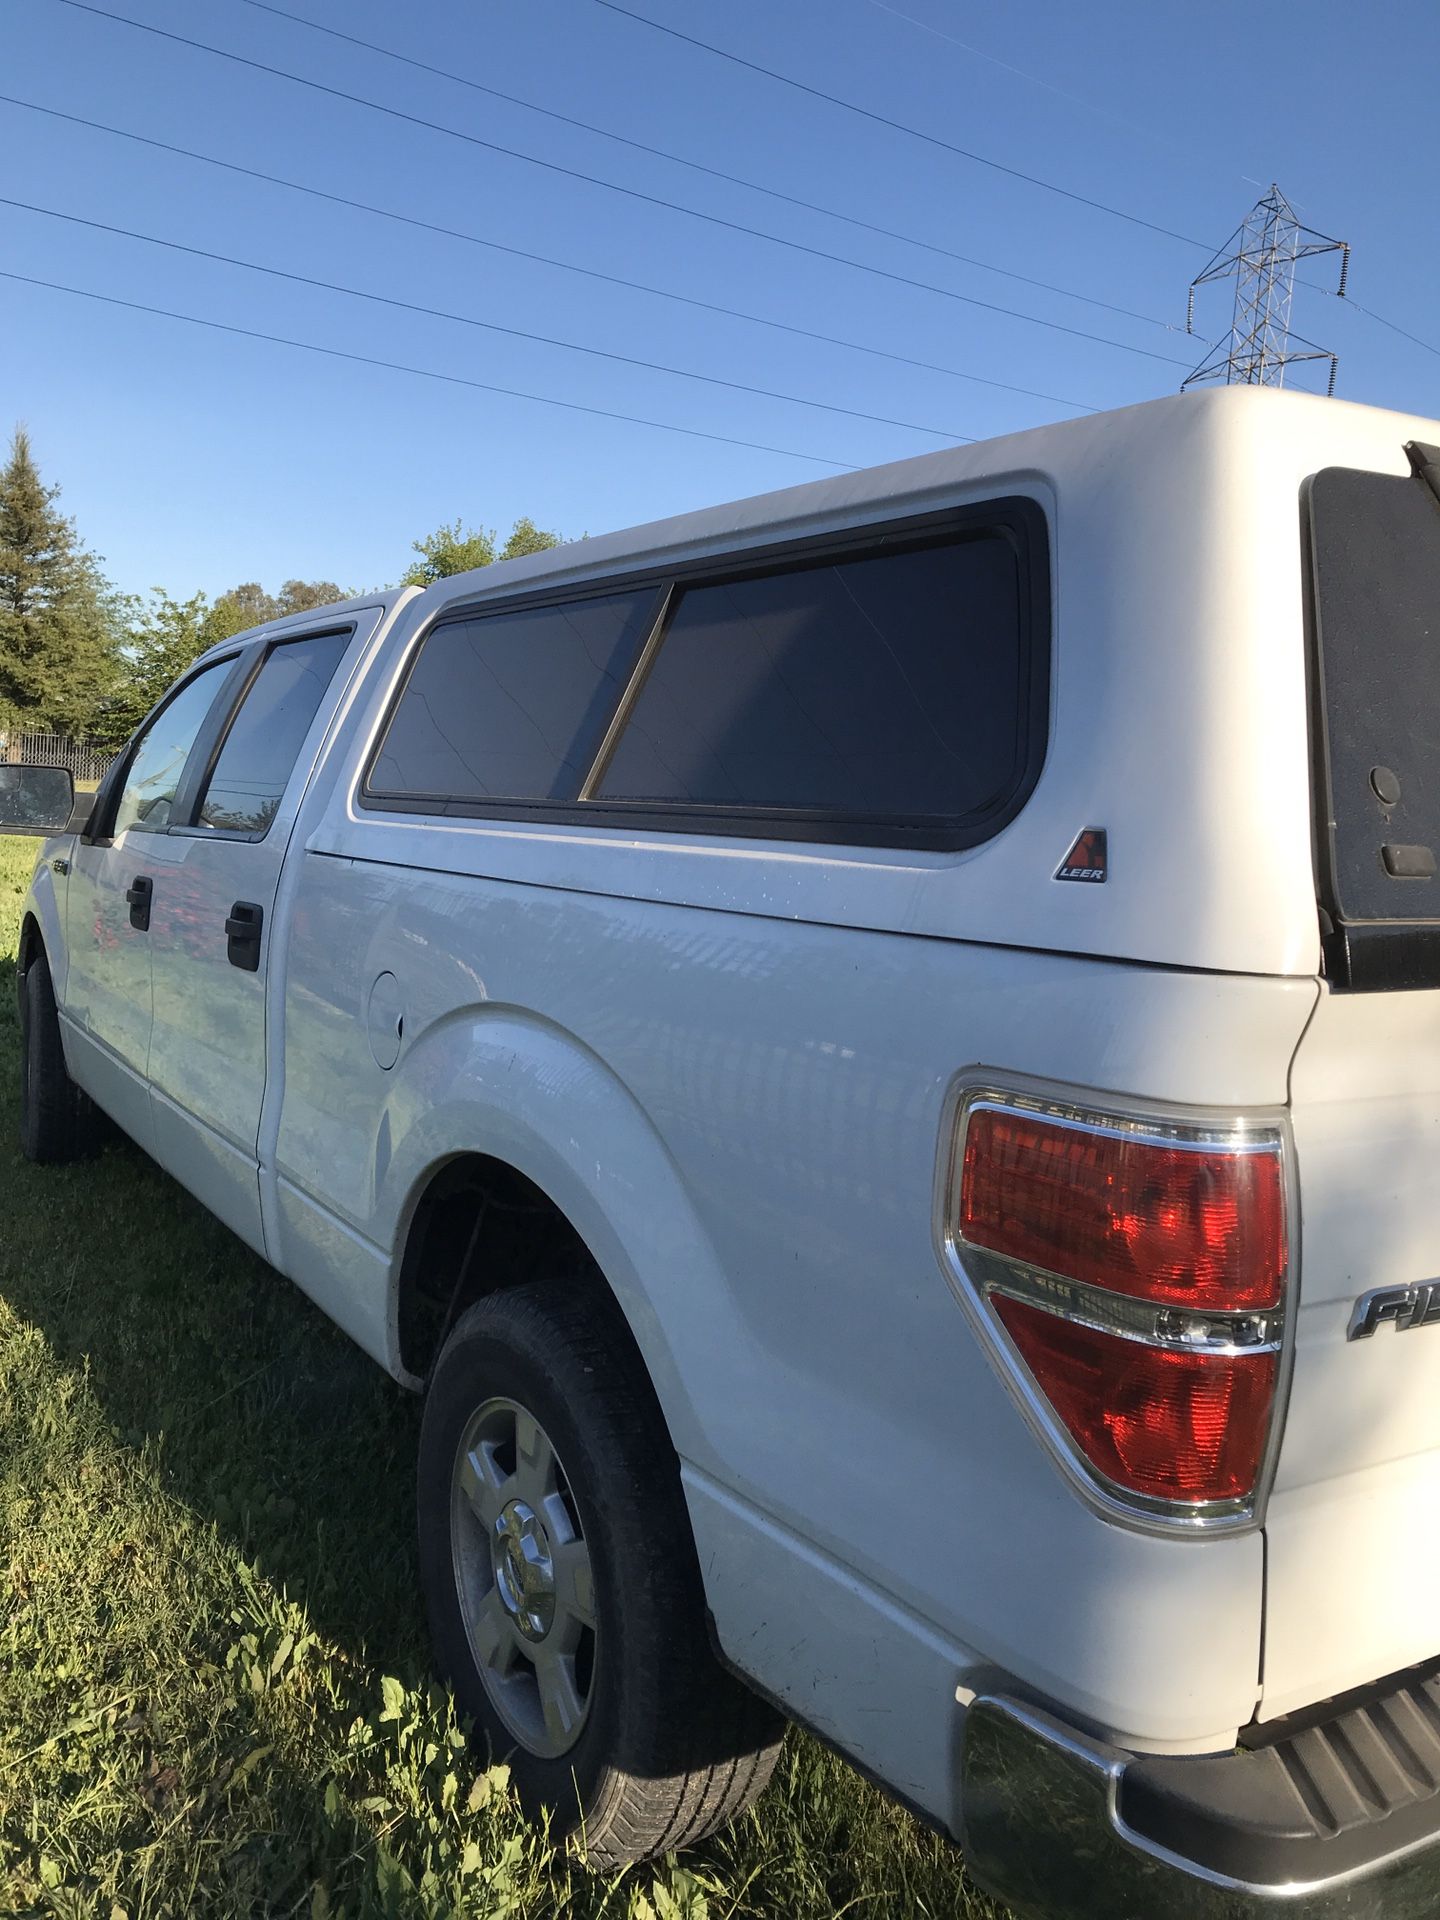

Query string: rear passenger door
145 625 356 1252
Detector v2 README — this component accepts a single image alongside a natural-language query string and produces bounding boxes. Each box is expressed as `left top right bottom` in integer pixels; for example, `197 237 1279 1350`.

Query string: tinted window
113 658 234 836
370 590 657 803
198 630 350 834
1308 465 1440 927
597 536 1023 820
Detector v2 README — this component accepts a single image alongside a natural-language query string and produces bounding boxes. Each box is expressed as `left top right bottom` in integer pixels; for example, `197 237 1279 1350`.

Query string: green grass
0 834 1004 1920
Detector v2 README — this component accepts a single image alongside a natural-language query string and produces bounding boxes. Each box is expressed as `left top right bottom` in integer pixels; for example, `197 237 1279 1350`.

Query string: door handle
225 900 264 972
126 874 153 932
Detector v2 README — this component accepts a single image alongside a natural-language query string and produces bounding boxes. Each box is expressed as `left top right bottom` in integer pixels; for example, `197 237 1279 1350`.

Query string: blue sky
4 0 1438 600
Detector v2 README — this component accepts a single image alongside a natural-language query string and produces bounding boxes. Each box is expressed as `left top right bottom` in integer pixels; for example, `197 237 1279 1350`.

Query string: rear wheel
19 951 100 1164
417 1283 784 1868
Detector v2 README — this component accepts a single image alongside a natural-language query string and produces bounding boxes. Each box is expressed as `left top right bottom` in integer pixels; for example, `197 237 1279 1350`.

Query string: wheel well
17 914 41 978
397 1154 609 1381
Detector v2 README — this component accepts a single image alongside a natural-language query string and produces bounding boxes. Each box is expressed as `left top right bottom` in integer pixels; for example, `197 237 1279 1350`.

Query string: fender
19 840 70 1003
373 1003 759 1475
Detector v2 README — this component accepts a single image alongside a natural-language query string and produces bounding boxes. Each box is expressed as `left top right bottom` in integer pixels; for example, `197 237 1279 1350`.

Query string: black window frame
84 625 355 848
360 499 1051 852
84 648 249 846
1302 462 1440 991
173 624 356 844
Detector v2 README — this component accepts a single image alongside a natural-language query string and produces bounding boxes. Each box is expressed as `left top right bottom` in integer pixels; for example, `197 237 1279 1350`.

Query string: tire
417 1283 784 1868
19 951 100 1165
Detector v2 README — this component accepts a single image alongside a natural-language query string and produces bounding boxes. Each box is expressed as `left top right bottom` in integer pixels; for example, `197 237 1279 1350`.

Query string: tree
402 521 496 585
208 578 349 638
0 426 123 737
212 581 273 629
93 576 357 748
500 516 561 562
95 589 214 748
402 516 560 586
274 578 346 618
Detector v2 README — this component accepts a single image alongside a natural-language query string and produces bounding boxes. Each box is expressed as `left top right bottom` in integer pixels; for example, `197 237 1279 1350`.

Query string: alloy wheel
450 1395 597 1759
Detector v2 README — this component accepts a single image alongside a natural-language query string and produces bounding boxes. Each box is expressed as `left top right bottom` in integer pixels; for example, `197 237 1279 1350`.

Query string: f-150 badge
1348 1283 1440 1340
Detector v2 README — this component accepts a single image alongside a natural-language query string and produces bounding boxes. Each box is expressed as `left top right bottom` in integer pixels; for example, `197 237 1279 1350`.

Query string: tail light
945 1091 1289 1530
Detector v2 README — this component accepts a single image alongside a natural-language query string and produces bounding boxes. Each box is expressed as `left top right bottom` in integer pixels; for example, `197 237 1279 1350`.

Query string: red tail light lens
992 1297 1277 1504
960 1107 1285 1312
951 1095 1289 1521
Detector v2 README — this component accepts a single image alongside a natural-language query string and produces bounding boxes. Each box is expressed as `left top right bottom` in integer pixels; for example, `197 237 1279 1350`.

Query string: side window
596 535 1026 823
369 590 657 804
197 630 351 835
112 658 235 837
359 510 1046 848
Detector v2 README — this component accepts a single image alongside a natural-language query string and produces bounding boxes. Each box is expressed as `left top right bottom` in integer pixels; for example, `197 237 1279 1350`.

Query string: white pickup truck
9 385 1440 1917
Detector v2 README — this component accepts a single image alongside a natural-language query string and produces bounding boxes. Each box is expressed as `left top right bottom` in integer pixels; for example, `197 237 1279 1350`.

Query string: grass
0 833 1004 1920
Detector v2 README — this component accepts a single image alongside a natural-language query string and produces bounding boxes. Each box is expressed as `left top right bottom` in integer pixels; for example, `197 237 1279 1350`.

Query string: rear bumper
961 1672 1440 1919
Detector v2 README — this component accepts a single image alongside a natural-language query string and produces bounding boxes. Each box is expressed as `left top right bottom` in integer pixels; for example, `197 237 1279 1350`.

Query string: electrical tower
1183 184 1349 394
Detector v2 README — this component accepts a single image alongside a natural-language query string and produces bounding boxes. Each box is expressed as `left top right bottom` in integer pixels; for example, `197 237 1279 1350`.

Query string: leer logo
1055 827 1107 884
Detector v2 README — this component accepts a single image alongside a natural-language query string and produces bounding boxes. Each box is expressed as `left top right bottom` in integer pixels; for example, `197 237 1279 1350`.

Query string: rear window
198 630 351 836
595 538 1023 820
1307 457 1440 986
364 504 1048 849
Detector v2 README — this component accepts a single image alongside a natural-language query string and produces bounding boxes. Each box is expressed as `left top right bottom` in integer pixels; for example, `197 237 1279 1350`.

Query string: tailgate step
1125 1658 1440 1878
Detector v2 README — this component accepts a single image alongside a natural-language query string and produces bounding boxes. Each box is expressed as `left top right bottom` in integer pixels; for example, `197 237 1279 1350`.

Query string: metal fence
1 731 116 785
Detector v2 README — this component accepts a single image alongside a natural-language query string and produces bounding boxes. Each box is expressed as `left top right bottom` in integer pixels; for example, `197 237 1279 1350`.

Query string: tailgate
1261 442 1440 1721
1264 986 1440 1719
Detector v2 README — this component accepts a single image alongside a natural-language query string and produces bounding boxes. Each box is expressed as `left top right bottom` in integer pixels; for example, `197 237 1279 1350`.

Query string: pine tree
0 426 121 737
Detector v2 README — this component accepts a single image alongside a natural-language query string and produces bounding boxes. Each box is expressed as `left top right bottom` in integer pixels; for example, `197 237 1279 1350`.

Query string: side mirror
0 763 76 834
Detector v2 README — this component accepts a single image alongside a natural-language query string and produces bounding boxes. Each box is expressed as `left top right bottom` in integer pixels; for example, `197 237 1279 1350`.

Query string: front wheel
416 1283 783 1868
19 951 100 1164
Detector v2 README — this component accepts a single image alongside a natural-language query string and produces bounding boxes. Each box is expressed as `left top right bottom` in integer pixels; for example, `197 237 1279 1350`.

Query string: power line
1344 298 1440 363
1287 269 1440 365
592 0 1208 249
859 0 1266 194
0 194 976 441
0 268 857 468
52 0 1196 370
0 95 1101 414
241 0 1183 337
851 0 1439 374
846 0 1438 373
1309 285 1440 363
239 2 1440 388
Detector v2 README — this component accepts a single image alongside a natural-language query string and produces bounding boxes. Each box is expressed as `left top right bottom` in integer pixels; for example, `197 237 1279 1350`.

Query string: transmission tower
1182 184 1349 394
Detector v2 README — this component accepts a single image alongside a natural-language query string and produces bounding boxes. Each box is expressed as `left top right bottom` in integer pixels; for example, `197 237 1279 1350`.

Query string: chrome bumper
961 1685 1440 1919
